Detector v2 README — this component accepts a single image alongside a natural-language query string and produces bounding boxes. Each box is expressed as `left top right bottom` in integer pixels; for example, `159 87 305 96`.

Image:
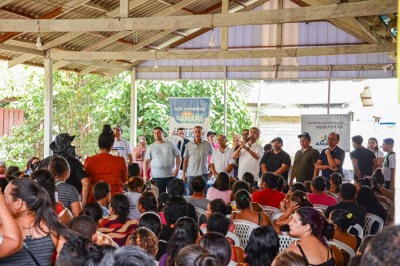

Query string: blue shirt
319 146 345 179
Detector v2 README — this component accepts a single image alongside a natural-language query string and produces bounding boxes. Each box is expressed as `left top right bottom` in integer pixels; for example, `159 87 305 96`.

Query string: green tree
0 68 251 166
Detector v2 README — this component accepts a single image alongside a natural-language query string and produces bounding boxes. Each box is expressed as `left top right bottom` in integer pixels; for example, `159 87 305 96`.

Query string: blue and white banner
169 97 210 139
301 114 351 152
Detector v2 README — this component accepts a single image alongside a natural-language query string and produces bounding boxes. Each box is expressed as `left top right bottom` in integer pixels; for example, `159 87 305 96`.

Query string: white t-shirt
210 147 236 176
237 143 264 181
382 152 396 181
113 138 132 164
124 191 142 220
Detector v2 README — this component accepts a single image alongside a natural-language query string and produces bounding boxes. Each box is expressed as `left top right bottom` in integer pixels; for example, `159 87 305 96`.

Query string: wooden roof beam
49 43 396 60
1 0 394 32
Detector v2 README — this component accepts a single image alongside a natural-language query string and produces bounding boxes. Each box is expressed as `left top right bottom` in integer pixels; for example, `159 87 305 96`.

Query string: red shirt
307 193 338 206
84 153 127 202
251 188 285 208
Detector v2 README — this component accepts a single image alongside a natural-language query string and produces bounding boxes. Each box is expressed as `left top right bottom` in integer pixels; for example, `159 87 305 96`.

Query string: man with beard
260 137 291 182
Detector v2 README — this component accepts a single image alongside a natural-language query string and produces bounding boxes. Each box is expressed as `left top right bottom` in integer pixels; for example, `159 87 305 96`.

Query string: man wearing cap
207 130 218 164
350 135 377 180
289 132 320 186
260 137 291 181
232 127 264 181
38 133 89 206
143 127 181 193
112 124 133 164
182 126 213 195
382 138 395 190
314 132 345 184
0 161 6 178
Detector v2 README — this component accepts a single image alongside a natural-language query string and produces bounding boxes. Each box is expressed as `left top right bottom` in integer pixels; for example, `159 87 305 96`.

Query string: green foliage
0 66 251 167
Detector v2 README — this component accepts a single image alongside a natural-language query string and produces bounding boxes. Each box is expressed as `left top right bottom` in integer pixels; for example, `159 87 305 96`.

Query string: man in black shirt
350 135 377 180
260 137 291 181
176 127 190 170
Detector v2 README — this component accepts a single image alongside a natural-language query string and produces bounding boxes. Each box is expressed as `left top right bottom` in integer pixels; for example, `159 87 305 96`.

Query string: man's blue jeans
153 176 175 194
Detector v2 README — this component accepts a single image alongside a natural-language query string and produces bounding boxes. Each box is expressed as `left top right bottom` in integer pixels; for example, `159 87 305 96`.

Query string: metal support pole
44 55 53 158
130 67 137 147
327 65 332 115
223 66 228 135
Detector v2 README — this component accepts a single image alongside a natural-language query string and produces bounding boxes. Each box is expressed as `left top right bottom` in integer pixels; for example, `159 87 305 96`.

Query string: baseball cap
271 137 283 144
383 138 394 145
207 131 216 137
50 133 75 153
113 124 123 133
298 132 311 141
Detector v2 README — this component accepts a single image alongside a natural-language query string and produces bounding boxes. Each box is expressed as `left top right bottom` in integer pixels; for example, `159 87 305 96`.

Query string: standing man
176 127 190 171
209 134 236 177
350 135 377 180
233 129 250 178
290 132 320 186
260 137 291 181
143 127 181 193
112 124 133 164
232 127 264 181
182 126 213 195
314 132 345 183
382 138 395 190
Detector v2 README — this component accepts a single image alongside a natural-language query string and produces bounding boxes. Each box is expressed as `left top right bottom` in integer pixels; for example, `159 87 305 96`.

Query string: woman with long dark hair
206 172 232 204
231 189 270 226
357 186 387 232
245 226 279 266
287 207 336 266
0 178 75 265
98 193 138 247
84 125 127 201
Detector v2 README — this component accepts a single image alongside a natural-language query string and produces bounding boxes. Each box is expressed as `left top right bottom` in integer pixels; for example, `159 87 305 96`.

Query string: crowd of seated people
0 125 397 266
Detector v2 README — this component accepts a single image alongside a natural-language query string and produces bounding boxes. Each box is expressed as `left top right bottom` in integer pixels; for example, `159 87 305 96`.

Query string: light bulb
294 58 299 67
154 60 158 69
209 36 215 47
36 35 42 48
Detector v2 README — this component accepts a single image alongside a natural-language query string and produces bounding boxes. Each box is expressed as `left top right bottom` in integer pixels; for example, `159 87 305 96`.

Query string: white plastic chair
270 213 283 224
278 235 299 253
195 207 207 222
201 228 241 246
233 219 259 248
364 213 384 235
347 224 364 239
262 205 281 218
313 204 328 214
328 239 355 258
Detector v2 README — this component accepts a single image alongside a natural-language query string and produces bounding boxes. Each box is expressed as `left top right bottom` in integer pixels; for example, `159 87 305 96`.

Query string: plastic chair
347 224 364 239
278 235 299 253
364 212 384 235
328 239 355 258
201 228 241 246
262 205 281 218
270 213 283 224
195 207 207 222
233 219 259 248
313 204 328 214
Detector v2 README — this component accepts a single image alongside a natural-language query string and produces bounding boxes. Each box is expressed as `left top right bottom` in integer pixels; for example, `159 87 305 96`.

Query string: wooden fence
0 108 24 137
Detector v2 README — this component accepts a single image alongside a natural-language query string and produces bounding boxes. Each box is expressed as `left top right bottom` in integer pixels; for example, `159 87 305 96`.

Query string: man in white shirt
143 127 181 193
113 124 133 164
209 134 236 177
232 127 264 181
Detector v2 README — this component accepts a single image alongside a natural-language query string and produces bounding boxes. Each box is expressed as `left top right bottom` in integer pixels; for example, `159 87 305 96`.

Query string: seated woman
328 173 342 200
0 178 75 265
287 207 341 266
275 190 312 231
252 172 285 209
199 232 232 266
159 217 200 266
357 186 387 232
231 189 271 226
242 172 260 193
126 227 158 258
372 169 394 201
31 169 73 225
329 209 359 264
307 176 338 206
245 226 279 266
98 193 138 247
206 172 232 204
202 198 233 231
279 182 307 213
230 180 262 212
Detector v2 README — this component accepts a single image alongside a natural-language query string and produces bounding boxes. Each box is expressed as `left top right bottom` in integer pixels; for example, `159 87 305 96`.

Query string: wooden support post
44 55 53 158
130 67 137 148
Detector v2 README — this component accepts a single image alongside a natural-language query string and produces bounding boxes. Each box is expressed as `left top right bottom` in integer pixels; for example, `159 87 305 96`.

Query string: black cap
207 131 216 137
298 132 311 141
50 133 75 153
271 137 283 144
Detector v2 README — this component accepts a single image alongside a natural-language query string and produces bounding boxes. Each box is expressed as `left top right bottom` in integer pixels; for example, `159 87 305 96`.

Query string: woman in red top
252 172 285 208
85 125 127 202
